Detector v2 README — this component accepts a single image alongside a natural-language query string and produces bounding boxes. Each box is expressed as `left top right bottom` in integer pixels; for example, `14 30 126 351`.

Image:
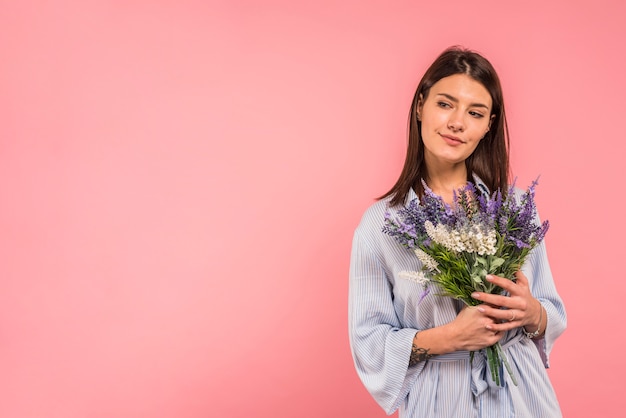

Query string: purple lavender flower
381 177 549 388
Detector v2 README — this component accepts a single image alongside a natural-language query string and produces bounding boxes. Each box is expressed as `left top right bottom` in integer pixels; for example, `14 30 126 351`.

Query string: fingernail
477 307 485 312
485 275 494 281
471 293 480 299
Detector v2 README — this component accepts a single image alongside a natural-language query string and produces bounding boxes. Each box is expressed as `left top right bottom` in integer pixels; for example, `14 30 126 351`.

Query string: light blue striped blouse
348 185 567 417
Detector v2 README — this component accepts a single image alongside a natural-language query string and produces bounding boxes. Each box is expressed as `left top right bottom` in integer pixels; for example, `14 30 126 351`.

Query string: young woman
348 46 566 417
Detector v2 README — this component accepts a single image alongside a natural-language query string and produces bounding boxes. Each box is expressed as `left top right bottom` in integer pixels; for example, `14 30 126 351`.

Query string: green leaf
489 257 505 271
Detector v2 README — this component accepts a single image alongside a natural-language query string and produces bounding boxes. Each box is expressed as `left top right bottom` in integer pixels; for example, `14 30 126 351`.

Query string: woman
348 46 567 417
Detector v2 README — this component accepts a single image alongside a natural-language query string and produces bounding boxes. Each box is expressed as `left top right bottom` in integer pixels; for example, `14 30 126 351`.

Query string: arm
469 240 567 366
348 228 420 414
408 308 505 367
521 239 567 365
349 225 507 414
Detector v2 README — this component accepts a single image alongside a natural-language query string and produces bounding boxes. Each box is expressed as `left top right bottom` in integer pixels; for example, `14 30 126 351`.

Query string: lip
439 133 465 146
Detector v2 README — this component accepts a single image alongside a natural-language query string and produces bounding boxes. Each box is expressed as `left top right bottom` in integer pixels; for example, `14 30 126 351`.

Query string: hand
470 271 542 334
445 305 504 352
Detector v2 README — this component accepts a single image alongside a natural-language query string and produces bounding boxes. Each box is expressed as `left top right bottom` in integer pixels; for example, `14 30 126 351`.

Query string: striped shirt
348 185 567 417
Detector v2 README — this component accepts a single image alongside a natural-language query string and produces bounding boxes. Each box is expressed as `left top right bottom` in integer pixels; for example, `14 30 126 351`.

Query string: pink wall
1 1 624 417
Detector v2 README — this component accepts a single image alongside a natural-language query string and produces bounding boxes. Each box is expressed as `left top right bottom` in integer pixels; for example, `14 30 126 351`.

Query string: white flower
425 220 497 255
425 221 462 252
414 248 439 272
466 224 497 255
399 270 430 286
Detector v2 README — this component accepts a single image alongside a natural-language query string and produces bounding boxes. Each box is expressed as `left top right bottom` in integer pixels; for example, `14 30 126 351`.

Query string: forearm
408 305 512 367
408 326 455 367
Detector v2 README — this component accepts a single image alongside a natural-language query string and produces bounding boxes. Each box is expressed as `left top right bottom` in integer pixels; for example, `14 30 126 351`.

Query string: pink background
1 1 624 417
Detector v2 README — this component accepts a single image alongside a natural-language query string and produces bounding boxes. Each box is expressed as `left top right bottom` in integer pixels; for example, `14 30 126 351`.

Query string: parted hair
380 46 510 207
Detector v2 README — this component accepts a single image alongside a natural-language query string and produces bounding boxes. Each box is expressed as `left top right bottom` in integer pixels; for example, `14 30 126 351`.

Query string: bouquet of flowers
382 179 549 387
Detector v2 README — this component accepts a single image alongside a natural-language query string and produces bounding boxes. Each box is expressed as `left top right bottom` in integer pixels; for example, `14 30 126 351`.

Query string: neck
425 166 469 205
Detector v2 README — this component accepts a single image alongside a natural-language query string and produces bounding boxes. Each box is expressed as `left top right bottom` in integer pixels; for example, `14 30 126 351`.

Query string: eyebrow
436 93 490 109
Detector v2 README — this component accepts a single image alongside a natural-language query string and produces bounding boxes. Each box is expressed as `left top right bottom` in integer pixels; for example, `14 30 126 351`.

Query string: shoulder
355 197 394 232
352 196 410 253
351 197 404 263
507 186 525 203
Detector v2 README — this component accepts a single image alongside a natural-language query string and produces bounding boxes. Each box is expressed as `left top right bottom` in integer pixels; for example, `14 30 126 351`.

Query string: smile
440 133 465 145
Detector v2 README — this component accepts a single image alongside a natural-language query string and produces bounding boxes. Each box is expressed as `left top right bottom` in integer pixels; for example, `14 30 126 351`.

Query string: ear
416 94 424 121
488 114 495 131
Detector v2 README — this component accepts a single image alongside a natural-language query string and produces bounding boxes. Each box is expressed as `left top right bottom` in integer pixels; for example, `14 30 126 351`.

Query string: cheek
422 113 447 130
471 132 485 143
467 136 487 157
470 123 490 141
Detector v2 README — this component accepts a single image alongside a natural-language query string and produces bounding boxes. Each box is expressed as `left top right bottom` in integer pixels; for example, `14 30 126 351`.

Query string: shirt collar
404 173 491 206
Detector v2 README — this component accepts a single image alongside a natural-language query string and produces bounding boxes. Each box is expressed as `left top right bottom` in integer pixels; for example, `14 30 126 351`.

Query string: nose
448 111 465 132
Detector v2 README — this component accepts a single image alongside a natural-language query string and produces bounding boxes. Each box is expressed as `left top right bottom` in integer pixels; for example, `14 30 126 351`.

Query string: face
417 73 494 168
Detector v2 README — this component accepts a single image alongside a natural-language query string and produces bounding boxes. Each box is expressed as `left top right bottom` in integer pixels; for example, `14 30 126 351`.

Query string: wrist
523 301 544 339
440 321 463 353
416 324 455 355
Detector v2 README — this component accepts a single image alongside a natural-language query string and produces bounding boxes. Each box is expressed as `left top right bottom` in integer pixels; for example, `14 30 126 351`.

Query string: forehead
429 74 492 109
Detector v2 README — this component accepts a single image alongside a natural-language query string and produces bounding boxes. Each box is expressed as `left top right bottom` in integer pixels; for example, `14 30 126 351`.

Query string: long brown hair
380 46 510 206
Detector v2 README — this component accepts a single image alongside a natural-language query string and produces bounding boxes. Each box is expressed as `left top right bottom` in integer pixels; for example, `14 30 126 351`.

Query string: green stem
495 342 518 386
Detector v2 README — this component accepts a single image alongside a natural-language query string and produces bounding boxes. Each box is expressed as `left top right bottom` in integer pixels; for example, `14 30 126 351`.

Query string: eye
469 111 485 118
437 101 451 108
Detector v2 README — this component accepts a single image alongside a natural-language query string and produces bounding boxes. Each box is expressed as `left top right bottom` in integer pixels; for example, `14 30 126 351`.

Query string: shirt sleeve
348 226 425 415
521 237 567 368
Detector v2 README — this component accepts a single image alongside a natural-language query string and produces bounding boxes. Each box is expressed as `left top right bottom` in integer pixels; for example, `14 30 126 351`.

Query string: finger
486 313 524 332
485 274 517 292
507 310 517 322
472 292 513 309
478 304 519 323
486 322 516 334
514 270 530 287
485 322 509 334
